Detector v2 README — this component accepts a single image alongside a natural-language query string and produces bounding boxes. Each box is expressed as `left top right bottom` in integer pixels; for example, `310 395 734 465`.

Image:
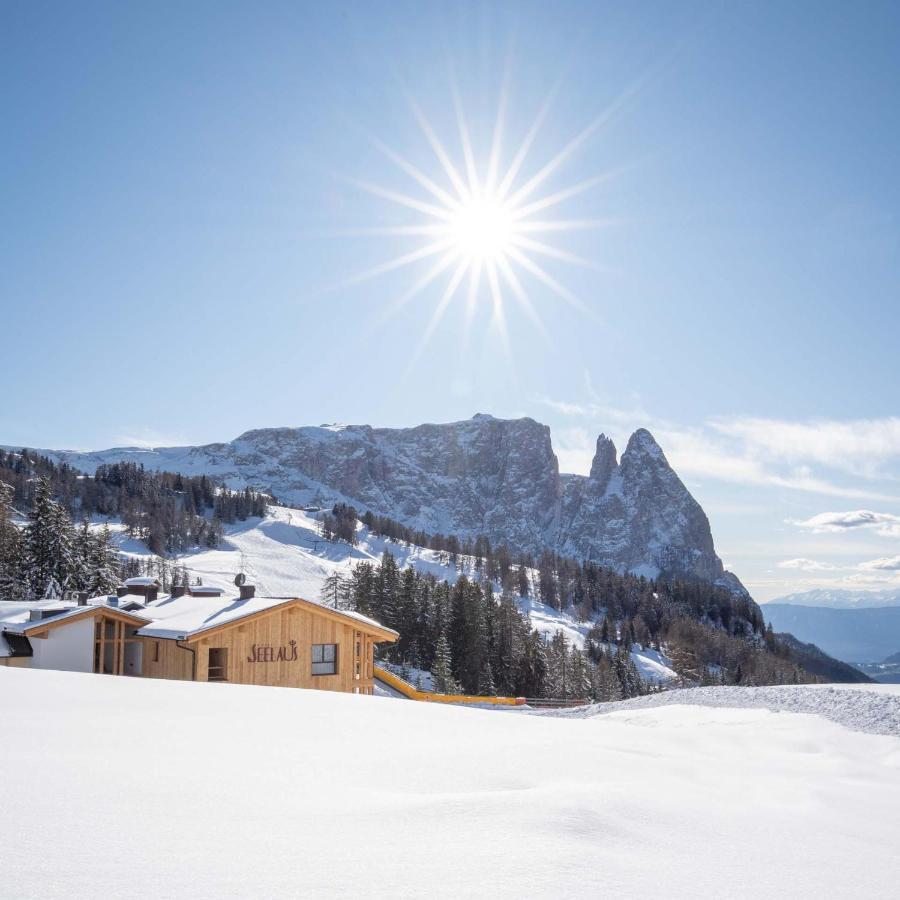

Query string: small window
152 641 160 663
311 643 337 676
208 647 228 682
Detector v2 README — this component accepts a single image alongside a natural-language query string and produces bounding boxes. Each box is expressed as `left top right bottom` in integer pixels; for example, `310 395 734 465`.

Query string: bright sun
345 83 614 361
447 192 516 263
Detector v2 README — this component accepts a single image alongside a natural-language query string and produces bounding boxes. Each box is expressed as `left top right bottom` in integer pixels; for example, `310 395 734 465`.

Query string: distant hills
763 602 900 667
769 588 900 610
772 633 874 684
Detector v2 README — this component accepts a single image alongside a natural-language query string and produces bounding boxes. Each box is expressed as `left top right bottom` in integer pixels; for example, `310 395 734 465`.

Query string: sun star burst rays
341 83 619 364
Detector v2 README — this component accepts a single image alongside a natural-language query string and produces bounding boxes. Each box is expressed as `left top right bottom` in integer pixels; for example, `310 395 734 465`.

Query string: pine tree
22 477 76 600
377 551 400 629
477 659 496 696
85 524 119 596
0 481 25 601
395 566 419 662
431 633 456 694
570 647 591 700
320 572 347 609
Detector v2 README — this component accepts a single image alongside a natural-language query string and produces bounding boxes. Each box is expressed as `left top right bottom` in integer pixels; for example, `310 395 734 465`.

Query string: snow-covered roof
124 577 160 587
136 593 397 641
0 602 150 636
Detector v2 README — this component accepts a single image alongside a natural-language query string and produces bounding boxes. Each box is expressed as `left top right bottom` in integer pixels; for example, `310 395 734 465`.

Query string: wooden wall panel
0 657 29 668
138 602 387 693
191 607 362 692
139 637 194 681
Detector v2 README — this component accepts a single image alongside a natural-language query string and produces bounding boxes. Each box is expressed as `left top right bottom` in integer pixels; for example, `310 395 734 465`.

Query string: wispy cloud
858 555 900 572
792 510 900 536
115 428 186 449
776 558 839 571
709 416 900 479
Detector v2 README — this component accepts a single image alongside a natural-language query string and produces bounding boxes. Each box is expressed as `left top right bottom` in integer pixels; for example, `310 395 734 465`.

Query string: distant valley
764 593 900 676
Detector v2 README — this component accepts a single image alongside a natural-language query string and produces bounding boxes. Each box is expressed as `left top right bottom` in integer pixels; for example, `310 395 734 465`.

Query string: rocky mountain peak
588 433 617 490
623 428 667 462
26 414 745 595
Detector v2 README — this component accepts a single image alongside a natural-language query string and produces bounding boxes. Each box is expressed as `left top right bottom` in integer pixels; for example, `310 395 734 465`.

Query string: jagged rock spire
589 433 617 491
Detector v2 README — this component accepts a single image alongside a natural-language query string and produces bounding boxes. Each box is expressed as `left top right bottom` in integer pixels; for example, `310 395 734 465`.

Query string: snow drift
1 668 898 899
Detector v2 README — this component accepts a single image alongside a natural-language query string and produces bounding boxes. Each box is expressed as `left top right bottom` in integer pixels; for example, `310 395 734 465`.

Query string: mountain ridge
5 414 746 594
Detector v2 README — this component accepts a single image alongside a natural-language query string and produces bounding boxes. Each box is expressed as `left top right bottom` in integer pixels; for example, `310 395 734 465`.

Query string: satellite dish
234 573 246 587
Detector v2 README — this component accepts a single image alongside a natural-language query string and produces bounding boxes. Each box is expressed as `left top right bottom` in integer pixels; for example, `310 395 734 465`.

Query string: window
208 647 228 682
311 643 337 676
152 641 160 663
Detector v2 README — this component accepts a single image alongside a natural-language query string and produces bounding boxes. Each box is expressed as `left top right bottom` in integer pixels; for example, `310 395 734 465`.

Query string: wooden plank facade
140 599 394 695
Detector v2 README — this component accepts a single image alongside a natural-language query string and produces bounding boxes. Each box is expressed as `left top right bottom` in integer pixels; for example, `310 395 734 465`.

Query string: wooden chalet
0 583 397 695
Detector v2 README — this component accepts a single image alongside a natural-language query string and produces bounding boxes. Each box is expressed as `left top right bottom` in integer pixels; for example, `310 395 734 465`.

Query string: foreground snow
2 669 899 898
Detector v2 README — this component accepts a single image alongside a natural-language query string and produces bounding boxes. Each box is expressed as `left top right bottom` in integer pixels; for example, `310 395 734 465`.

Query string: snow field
2 668 898 899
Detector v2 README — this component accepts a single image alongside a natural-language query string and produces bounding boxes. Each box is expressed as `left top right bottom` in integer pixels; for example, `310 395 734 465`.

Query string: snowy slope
2 668 899 899
108 505 678 684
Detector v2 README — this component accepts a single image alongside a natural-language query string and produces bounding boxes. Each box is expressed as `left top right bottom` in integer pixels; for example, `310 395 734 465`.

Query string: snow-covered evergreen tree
477 659 496 696
431 633 456 694
84 523 120 596
0 481 25 601
22 477 76 600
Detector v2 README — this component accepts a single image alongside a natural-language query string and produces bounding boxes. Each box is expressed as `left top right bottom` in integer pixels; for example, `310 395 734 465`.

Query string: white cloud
657 429 894 501
776 558 838 571
116 428 186 449
792 510 900 536
553 426 596 475
858 555 900 572
709 416 900 479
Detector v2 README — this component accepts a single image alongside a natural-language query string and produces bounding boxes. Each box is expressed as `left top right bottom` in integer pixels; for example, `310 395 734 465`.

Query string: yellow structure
374 664 526 706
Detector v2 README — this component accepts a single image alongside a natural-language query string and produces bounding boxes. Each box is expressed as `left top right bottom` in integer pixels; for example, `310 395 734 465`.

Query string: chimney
116 586 129 598
171 585 187 598
76 591 88 606
239 584 256 600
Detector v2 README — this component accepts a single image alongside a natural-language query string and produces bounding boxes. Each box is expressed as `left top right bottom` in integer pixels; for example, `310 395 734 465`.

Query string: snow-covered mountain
765 588 900 610
19 414 744 593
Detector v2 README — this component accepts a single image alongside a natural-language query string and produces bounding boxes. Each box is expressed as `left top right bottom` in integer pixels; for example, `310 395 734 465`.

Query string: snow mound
544 684 900 737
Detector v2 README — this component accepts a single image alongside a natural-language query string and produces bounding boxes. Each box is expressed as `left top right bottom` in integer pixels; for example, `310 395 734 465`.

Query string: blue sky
3 1 900 599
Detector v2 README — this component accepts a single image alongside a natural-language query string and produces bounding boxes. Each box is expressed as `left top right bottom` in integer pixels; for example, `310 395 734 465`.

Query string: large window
208 647 228 682
311 643 337 676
